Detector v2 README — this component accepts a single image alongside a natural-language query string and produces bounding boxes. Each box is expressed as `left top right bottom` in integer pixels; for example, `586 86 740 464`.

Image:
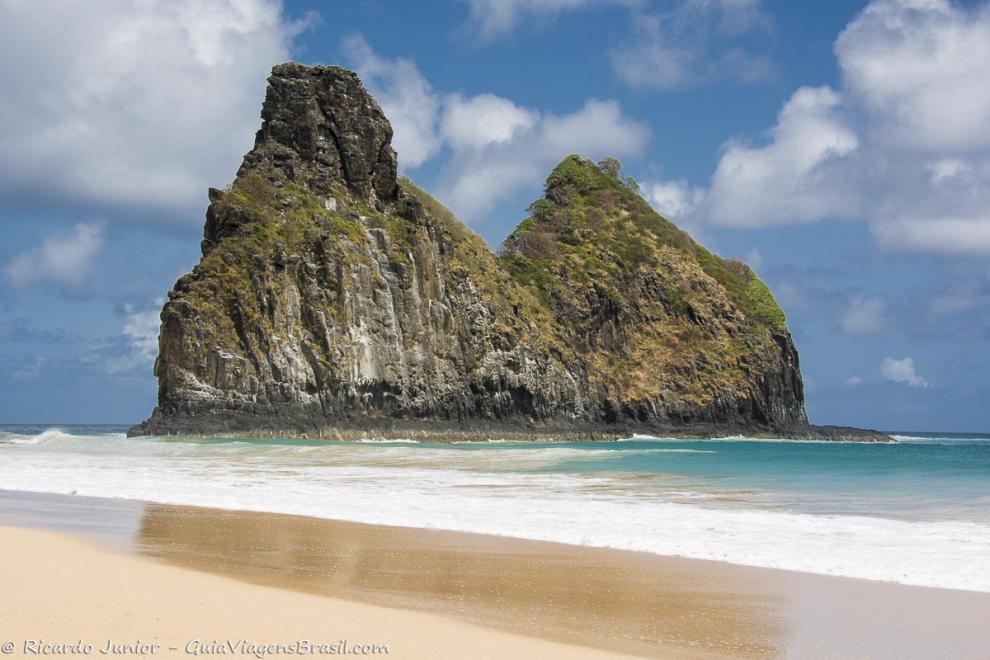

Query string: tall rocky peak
202 63 400 255
245 62 399 205
130 63 888 442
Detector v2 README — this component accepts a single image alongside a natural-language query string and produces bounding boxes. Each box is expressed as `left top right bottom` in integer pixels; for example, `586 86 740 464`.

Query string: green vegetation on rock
496 155 793 406
503 155 788 332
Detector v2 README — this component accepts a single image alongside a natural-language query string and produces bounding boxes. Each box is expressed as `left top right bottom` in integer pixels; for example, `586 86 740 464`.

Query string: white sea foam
620 433 881 445
893 434 990 443
0 428 81 445
648 448 716 454
622 433 665 441
354 438 420 444
1 431 989 592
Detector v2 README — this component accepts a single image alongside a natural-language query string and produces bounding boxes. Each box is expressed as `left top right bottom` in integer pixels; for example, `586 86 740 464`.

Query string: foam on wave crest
0 428 81 445
893 434 990 444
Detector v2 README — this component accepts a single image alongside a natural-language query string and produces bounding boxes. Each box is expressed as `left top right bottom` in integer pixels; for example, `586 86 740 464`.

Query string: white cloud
346 39 650 222
459 0 603 40
6 223 104 291
840 296 888 334
610 0 773 90
106 301 163 375
343 35 441 168
460 0 774 88
611 35 696 90
656 0 990 256
540 100 648 155
441 94 538 150
440 99 650 220
871 217 990 256
459 0 772 56
846 375 864 386
0 0 310 219
835 0 990 152
835 0 990 255
702 86 859 227
642 180 706 219
123 307 162 362
881 356 930 388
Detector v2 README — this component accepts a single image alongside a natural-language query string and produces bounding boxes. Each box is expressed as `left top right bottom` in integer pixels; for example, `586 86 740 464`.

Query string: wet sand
2 490 988 658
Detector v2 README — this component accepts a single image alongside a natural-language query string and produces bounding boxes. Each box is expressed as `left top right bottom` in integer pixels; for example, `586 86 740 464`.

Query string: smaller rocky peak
236 62 399 209
542 155 612 203
501 154 790 334
501 155 643 255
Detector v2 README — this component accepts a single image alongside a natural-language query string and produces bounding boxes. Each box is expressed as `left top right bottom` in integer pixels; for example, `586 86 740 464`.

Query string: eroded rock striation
130 62 888 441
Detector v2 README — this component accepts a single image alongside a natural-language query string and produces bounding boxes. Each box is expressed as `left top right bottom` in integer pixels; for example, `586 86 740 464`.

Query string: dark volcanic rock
244 62 398 206
129 63 889 442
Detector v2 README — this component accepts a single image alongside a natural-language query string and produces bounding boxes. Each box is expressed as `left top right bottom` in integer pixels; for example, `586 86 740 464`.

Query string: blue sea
1 426 988 591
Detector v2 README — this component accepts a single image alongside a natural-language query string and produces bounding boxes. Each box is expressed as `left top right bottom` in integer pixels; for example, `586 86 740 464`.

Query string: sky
1 0 988 432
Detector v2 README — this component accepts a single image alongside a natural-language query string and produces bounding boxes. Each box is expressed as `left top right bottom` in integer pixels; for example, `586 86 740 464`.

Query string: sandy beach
1 491 989 659
0 523 647 659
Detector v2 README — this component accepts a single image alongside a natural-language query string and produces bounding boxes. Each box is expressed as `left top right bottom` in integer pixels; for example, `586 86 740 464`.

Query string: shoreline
2 489 989 658
126 418 893 443
3 428 988 592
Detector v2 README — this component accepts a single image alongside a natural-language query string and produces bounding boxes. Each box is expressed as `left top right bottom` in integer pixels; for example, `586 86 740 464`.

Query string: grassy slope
501 155 788 333
497 155 791 407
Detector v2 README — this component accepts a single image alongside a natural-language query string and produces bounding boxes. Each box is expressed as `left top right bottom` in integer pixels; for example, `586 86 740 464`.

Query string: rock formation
129 62 887 441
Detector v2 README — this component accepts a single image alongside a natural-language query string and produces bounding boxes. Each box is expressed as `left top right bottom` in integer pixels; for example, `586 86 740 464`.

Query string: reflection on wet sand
136 504 784 658
5 490 990 658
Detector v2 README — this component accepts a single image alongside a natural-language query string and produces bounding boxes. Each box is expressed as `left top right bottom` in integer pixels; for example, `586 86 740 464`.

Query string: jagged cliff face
130 62 810 439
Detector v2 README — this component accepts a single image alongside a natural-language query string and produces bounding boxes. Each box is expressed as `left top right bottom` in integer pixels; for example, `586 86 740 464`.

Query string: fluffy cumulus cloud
644 0 990 256
347 37 650 222
642 180 706 220
881 356 930 388
442 99 649 219
440 94 538 150
610 0 774 90
0 0 310 220
6 223 105 292
835 0 990 153
702 86 859 226
840 296 888 335
838 0 990 256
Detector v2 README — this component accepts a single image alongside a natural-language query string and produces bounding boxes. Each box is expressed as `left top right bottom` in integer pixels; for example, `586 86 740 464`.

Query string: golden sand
2 493 989 658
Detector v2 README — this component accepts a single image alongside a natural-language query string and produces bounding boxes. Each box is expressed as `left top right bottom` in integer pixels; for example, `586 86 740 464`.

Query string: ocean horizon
3 424 988 593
